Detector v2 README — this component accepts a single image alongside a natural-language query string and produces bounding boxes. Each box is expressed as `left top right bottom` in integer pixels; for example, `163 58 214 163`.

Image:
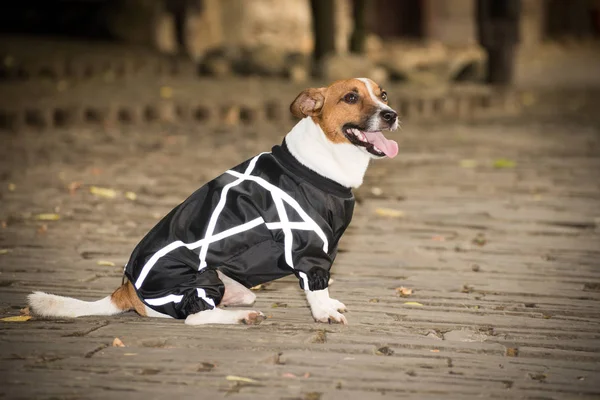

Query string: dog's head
290 78 399 158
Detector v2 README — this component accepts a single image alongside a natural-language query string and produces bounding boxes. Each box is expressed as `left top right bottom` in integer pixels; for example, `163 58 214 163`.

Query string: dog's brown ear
290 88 326 118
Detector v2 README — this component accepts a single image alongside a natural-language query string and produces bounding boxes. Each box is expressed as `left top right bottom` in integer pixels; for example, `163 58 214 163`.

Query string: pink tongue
363 131 399 158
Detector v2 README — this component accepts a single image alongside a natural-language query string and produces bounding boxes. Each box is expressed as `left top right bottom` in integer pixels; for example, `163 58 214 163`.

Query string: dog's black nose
380 110 397 123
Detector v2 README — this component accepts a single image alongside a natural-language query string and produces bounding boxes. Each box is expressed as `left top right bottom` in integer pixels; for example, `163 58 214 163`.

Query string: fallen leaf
271 302 287 308
493 158 517 169
197 362 215 372
396 287 413 297
472 233 487 246
37 224 48 235
225 375 258 384
34 213 60 221
125 191 137 201
97 260 116 267
8 183 16 191
370 187 383 196
160 86 173 99
459 159 477 168
123 353 137 356
303 372 311 378
431 235 446 241
90 186 117 199
67 181 82 195
90 168 103 176
403 301 423 306
430 349 440 353
528 373 546 382
1 315 32 322
250 283 270 291
282 372 297 378
112 337 126 347
375 208 405 218
0 249 11 255
375 346 394 356
505 347 519 357
461 284 474 293
369 298 380 303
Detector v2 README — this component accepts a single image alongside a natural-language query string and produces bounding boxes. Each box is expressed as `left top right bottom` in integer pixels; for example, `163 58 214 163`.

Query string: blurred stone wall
423 0 477 46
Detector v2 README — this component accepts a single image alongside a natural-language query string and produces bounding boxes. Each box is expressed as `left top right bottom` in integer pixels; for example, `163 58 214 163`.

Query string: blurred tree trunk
310 0 336 66
350 0 368 53
476 0 521 86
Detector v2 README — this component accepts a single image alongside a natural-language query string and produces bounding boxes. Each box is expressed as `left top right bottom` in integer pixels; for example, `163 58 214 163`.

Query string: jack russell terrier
28 78 399 325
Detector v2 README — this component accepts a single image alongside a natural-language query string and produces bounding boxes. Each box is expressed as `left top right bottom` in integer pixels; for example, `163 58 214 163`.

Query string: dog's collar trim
272 140 353 198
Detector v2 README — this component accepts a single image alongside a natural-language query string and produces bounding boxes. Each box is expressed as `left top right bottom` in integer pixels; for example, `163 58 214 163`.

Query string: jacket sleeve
291 241 337 291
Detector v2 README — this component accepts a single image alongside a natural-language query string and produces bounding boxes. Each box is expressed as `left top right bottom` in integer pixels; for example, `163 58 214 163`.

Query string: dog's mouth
343 125 399 158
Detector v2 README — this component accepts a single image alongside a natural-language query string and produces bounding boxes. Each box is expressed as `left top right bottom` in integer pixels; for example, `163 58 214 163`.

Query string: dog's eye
343 93 358 104
381 91 388 102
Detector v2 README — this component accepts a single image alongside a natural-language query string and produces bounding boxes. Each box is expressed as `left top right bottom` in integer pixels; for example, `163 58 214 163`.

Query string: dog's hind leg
185 308 265 325
28 281 143 318
217 270 257 307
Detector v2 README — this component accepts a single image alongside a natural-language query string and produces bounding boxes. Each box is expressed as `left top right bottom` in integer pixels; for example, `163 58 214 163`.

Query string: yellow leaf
34 213 60 221
375 208 405 218
97 260 116 267
459 159 477 168
160 86 173 99
493 158 517 169
0 249 11 255
90 186 117 199
125 191 137 201
403 301 423 307
8 183 16 191
226 375 258 384
1 315 32 322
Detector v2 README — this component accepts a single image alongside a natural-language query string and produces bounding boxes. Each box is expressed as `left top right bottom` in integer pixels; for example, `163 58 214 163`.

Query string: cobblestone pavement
0 104 599 399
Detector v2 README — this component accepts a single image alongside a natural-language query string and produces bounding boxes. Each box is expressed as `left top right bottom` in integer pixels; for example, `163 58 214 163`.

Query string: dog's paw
310 304 348 325
240 310 266 325
326 298 347 313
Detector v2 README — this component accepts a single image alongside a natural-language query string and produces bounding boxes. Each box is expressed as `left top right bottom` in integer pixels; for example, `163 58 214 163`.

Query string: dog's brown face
290 78 399 158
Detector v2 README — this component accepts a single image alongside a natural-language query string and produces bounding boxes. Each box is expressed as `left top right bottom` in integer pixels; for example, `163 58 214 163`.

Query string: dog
28 78 399 326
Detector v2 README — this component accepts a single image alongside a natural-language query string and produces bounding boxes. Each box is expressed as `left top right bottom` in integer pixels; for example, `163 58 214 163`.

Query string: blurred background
0 0 600 132
1 3 600 398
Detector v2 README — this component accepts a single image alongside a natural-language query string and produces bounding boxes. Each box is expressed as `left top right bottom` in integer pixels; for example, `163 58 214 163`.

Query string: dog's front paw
310 303 347 325
326 298 347 313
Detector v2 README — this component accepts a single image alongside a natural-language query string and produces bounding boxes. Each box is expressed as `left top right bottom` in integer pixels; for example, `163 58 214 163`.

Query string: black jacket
124 141 355 319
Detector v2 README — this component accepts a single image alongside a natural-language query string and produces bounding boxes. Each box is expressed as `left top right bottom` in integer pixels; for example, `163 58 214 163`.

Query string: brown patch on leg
110 282 147 317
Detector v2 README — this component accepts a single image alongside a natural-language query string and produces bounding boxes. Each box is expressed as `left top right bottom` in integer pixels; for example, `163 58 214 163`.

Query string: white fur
217 270 256 306
357 78 399 131
305 288 347 324
28 292 122 318
144 306 173 318
285 117 371 188
185 308 264 325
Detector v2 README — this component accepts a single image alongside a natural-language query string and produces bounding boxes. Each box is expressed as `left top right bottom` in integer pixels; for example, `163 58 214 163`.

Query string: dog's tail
28 282 143 318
